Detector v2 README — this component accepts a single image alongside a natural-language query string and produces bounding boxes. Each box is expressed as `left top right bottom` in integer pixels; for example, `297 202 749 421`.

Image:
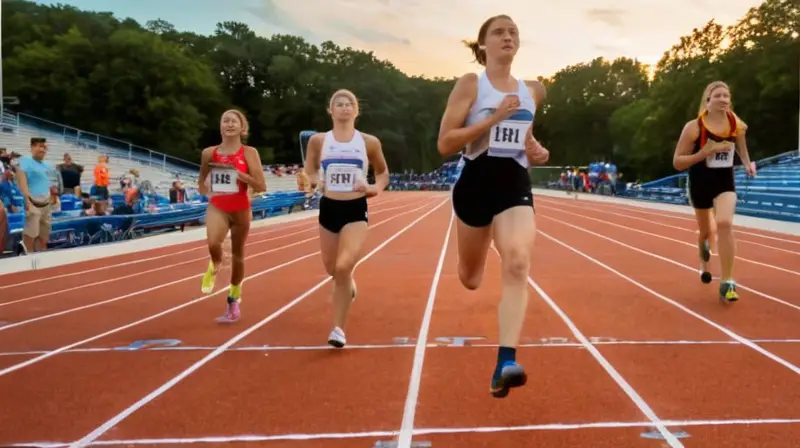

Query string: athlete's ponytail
464 14 512 66
463 40 486 66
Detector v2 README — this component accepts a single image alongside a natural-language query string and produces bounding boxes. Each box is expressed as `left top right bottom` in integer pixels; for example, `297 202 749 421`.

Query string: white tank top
463 72 537 169
320 130 369 192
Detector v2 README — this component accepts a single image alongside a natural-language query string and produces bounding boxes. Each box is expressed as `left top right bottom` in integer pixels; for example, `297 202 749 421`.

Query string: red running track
0 191 798 447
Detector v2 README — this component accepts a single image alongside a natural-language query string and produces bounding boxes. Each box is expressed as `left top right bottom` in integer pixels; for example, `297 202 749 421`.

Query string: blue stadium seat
615 150 800 223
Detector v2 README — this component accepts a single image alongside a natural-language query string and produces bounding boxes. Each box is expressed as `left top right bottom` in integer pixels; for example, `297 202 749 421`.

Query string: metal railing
2 110 200 177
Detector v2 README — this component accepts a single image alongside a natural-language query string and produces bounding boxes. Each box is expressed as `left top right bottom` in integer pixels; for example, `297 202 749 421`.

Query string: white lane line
540 205 799 278
536 198 800 256
9 418 800 446
2 337 800 357
0 199 444 377
68 198 450 447
506 243 683 447
0 198 442 332
0 194 413 290
397 211 454 448
538 215 800 313
536 229 800 376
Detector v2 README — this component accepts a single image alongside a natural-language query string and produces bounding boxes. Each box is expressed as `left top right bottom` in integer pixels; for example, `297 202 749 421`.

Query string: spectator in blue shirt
15 137 58 253
0 168 19 255
0 168 21 213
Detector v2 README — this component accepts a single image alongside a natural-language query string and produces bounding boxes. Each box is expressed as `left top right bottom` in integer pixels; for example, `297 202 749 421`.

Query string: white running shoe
327 326 346 348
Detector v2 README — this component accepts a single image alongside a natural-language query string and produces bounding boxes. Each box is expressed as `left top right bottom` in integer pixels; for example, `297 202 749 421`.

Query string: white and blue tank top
463 72 537 169
319 130 369 192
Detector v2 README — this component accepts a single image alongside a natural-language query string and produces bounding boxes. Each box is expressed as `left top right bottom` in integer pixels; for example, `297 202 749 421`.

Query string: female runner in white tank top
437 14 549 398
303 89 390 348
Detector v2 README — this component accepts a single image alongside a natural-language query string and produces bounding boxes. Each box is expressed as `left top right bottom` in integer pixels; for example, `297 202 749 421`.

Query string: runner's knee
333 256 357 280
499 247 529 282
716 216 733 233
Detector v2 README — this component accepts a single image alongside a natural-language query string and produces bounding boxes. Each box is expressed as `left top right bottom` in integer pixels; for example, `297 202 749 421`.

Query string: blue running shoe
490 361 527 398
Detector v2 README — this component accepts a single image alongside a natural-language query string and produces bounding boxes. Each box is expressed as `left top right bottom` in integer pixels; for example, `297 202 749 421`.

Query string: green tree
1 0 796 179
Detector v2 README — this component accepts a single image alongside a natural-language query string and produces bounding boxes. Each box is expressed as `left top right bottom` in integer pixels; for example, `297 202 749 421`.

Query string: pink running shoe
215 301 241 324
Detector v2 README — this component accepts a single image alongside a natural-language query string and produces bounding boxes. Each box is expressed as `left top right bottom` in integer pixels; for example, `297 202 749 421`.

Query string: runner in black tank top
672 81 756 303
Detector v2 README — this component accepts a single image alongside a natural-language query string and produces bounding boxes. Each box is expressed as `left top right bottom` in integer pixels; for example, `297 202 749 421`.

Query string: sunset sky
35 0 764 80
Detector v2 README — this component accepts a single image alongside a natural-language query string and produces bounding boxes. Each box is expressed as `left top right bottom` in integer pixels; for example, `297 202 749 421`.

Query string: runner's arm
672 121 706 171
527 79 547 108
437 73 489 157
303 133 324 189
733 117 752 167
364 133 389 194
197 147 213 196
238 146 267 193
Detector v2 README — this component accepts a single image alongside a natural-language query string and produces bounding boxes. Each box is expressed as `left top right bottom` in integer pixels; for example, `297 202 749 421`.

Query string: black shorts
452 152 534 228
318 195 369 233
687 169 735 210
92 185 109 200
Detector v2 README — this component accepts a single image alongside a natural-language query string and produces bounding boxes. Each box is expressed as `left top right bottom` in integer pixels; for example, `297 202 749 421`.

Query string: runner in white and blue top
436 14 550 398
303 89 390 349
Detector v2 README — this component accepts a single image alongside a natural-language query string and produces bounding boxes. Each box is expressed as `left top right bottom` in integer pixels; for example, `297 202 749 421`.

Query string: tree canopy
2 0 797 180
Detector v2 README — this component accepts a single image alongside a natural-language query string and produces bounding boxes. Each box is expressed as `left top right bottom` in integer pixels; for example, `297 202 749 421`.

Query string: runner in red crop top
198 109 267 324
208 146 251 213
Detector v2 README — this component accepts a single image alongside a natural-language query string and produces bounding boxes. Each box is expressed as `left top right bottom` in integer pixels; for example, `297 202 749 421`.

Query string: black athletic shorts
92 185 109 201
318 195 369 233
687 168 735 210
452 152 534 228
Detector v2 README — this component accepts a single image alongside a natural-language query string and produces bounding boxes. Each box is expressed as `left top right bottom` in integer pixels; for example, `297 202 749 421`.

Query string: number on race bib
488 119 529 158
210 167 238 193
705 148 735 168
325 163 361 192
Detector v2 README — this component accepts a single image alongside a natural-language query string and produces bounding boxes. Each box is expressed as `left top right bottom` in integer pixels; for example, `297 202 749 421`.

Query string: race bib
210 166 238 194
705 148 734 168
488 119 529 158
324 163 361 192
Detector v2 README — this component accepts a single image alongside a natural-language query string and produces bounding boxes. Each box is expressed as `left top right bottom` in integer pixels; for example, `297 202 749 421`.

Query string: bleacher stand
0 111 309 257
617 150 800 223
547 162 622 195
388 160 462 191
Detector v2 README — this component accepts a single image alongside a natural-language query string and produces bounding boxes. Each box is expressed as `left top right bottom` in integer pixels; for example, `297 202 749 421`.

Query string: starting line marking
9 418 800 447
115 339 183 351
375 442 431 448
641 426 691 440
2 338 800 357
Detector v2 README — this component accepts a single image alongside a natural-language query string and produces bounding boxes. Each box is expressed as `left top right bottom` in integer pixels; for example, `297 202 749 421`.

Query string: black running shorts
318 195 369 233
452 152 534 228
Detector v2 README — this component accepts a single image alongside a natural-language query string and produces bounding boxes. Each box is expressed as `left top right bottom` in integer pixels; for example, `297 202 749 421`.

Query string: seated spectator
0 168 18 255
0 148 9 171
80 192 93 210
1 149 21 172
84 200 109 217
169 180 186 204
112 185 138 215
0 168 21 213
